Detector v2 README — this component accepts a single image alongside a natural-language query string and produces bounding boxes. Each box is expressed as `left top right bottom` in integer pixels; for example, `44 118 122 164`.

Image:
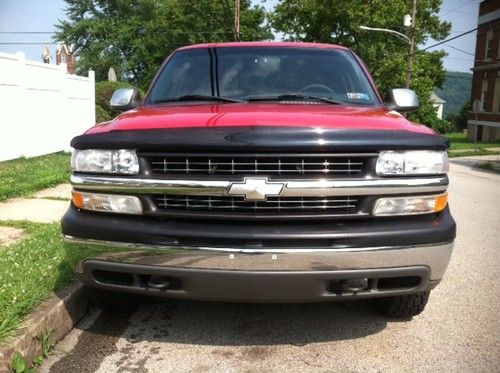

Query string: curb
0 283 90 372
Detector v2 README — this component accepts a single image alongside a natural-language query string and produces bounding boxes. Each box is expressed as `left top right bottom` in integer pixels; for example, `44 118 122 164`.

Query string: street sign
472 99 481 114
472 99 481 146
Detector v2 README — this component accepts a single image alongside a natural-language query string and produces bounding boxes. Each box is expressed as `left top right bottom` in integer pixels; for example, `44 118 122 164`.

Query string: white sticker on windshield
347 92 370 101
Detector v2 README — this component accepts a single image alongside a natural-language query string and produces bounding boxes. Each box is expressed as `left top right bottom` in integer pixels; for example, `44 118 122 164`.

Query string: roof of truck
177 41 349 51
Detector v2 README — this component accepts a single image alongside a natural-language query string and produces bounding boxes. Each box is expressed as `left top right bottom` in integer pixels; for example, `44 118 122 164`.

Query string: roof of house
430 92 446 104
56 44 74 55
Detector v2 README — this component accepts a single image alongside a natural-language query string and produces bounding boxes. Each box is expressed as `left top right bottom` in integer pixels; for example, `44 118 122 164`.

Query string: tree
446 100 470 132
270 0 452 131
55 0 272 89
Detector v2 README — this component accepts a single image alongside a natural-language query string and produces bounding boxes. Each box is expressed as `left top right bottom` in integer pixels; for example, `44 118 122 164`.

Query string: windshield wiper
153 94 244 104
246 94 342 105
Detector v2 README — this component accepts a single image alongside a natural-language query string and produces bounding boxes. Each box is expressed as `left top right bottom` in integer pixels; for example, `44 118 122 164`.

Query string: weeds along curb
0 283 90 372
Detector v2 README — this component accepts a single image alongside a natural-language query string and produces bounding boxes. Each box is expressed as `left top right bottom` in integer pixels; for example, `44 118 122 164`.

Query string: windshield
147 47 380 106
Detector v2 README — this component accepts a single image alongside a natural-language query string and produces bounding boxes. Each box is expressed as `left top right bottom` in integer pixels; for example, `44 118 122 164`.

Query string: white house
430 92 446 119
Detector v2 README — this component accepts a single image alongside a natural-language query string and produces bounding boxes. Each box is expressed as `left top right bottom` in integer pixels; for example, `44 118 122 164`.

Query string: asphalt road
41 160 500 372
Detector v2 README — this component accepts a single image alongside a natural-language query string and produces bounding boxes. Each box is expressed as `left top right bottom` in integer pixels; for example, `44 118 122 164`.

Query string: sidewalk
0 184 71 224
449 147 500 154
449 154 500 173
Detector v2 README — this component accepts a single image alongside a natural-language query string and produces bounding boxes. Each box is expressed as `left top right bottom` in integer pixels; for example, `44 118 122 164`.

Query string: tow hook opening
145 275 171 289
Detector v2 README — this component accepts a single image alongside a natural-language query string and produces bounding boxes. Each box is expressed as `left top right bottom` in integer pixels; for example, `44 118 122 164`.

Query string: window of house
481 78 488 111
61 54 67 63
486 29 494 60
493 72 500 113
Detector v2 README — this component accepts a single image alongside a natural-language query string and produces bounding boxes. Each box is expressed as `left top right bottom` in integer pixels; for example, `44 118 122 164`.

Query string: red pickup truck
63 42 455 318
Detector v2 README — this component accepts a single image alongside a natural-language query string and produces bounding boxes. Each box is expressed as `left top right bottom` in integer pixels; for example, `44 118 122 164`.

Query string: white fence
0 52 95 161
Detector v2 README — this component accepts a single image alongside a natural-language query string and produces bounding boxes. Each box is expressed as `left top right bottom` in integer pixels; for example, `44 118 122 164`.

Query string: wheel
376 291 430 318
87 287 140 313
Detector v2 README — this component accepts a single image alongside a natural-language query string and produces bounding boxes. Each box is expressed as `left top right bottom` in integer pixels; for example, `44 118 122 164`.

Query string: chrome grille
155 195 358 214
144 154 371 177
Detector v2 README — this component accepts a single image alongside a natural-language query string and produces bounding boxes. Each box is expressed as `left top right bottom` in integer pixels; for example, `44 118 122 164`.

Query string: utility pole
406 0 417 88
234 0 241 41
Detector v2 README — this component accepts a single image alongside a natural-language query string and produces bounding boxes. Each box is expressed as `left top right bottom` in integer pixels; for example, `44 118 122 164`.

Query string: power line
0 31 236 35
0 42 58 45
441 0 477 17
0 31 54 34
421 27 479 52
444 44 475 56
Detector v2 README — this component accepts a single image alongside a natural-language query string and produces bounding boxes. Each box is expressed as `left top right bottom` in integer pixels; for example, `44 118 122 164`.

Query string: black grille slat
145 154 370 176
155 195 358 214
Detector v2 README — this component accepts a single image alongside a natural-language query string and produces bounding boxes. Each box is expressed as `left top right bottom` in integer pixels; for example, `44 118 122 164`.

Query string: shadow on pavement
48 296 394 371
81 298 388 347
450 158 500 175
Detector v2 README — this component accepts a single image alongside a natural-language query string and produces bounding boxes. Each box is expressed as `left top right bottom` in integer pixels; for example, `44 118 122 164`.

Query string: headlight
372 193 448 216
72 149 139 174
72 191 143 214
376 151 448 176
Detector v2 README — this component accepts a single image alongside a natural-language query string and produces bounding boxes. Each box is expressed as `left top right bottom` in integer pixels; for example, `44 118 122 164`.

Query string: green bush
95 81 134 112
446 101 470 132
428 117 455 134
95 104 112 123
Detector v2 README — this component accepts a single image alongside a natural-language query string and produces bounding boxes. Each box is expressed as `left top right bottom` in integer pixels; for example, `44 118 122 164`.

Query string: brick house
468 0 500 142
56 44 76 74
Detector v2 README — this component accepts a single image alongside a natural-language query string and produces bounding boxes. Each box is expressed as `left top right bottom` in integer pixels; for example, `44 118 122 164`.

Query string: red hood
86 104 435 135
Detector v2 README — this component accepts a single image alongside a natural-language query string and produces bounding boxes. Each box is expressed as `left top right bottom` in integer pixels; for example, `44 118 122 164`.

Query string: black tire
376 291 430 318
87 287 140 313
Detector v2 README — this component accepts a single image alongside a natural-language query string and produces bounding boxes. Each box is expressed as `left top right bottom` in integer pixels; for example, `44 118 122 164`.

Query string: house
430 92 445 119
468 0 500 142
56 44 76 74
42 45 52 64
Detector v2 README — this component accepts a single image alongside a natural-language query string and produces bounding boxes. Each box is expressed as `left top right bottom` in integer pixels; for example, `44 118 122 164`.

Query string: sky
0 0 480 73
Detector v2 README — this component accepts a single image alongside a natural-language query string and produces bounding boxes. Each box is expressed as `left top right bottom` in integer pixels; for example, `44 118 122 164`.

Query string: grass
0 221 109 344
448 149 500 158
0 152 71 202
477 161 500 173
445 132 500 151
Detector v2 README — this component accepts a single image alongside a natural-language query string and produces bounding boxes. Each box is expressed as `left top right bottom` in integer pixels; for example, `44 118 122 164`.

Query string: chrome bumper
65 236 453 281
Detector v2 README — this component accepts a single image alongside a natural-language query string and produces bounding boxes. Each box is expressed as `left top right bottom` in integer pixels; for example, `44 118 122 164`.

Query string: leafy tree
270 0 451 130
95 104 112 123
55 0 272 89
446 100 470 132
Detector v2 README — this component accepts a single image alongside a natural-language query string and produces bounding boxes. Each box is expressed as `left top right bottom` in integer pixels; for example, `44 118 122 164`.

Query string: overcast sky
0 0 480 73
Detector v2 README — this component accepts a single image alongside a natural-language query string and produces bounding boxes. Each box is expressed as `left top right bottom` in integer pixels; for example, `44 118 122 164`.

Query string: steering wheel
299 83 335 96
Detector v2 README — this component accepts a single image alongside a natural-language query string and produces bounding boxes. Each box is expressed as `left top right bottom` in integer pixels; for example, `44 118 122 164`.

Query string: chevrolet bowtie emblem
228 177 284 201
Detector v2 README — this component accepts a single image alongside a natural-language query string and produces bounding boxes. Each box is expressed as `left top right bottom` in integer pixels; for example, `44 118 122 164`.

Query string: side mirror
386 88 419 113
110 88 142 112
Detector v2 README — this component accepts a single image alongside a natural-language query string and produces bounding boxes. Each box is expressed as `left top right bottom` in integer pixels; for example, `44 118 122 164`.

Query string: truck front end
62 43 455 317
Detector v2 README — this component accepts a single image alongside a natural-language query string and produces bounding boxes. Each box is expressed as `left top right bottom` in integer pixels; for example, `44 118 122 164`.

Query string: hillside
436 71 472 118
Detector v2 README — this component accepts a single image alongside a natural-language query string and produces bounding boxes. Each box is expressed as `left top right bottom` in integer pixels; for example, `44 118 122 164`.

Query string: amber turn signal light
434 193 448 213
72 191 84 209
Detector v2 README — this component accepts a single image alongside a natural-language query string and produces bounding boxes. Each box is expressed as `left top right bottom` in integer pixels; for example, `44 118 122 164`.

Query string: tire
87 287 140 313
376 291 430 318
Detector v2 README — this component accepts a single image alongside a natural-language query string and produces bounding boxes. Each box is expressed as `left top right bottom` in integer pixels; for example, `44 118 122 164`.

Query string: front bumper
63 200 455 302
65 236 453 303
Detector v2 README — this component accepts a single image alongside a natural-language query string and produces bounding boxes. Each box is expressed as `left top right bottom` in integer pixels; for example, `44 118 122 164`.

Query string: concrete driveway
41 160 500 372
